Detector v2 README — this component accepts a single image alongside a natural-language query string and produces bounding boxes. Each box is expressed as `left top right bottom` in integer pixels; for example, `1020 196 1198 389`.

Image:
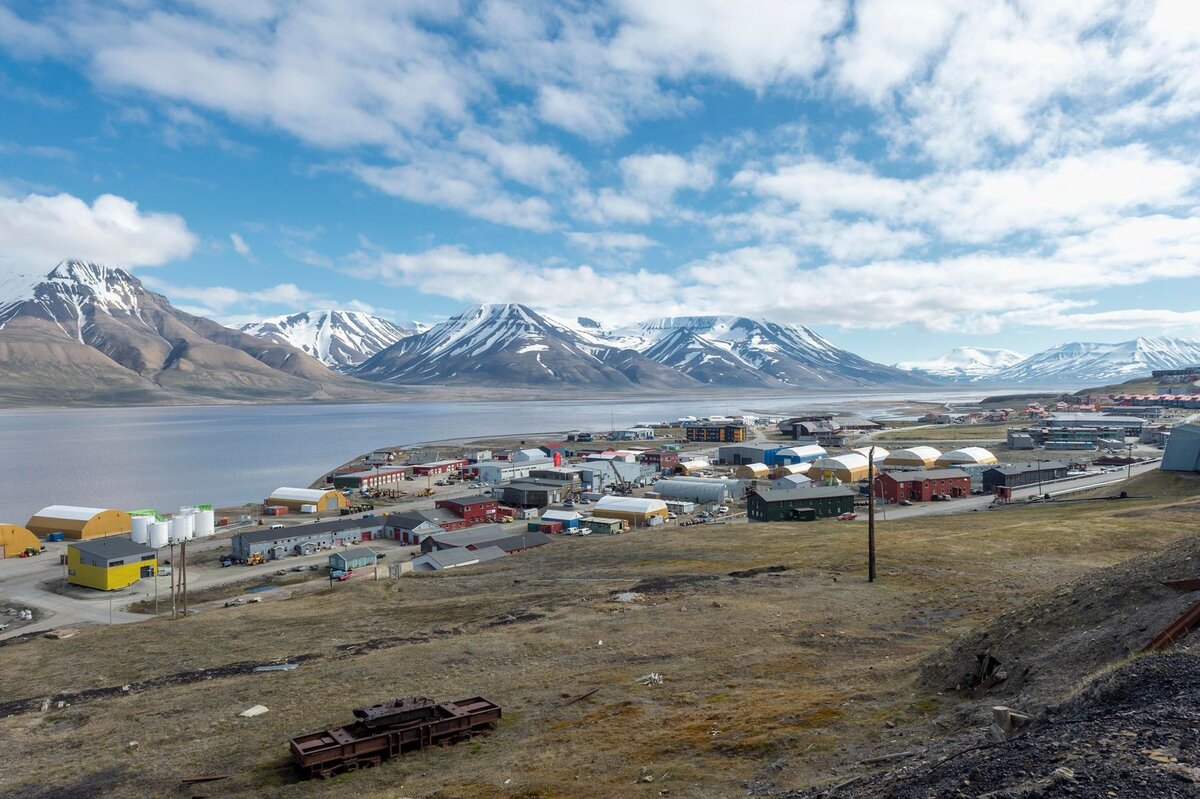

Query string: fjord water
0 393 984 523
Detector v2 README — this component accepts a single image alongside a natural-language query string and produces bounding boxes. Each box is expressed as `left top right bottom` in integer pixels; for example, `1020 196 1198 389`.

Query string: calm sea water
0 391 987 523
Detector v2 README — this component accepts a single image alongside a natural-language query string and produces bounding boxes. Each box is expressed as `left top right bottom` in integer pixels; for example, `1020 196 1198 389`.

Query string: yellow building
809 453 870 483
935 447 999 467
265 487 349 512
67 537 157 591
0 524 41 558
883 446 942 469
735 463 769 479
26 505 133 540
592 496 669 527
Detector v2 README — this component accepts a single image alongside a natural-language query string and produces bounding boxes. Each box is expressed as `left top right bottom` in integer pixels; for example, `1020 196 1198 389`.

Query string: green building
746 486 856 521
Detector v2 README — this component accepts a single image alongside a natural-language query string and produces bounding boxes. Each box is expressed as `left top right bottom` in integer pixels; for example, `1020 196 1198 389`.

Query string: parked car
898 499 913 506
667 512 678 520
563 500 575 508
716 505 729 514
837 512 858 521
219 555 233 567
336 570 354 581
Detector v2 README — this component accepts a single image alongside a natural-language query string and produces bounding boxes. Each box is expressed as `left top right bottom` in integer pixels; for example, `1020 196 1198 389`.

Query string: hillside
1 478 1197 797
0 261 398 406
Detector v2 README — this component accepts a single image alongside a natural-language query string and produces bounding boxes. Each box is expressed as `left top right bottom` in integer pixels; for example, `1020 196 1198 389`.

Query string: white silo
148 521 169 548
195 509 215 537
170 515 190 543
131 515 152 545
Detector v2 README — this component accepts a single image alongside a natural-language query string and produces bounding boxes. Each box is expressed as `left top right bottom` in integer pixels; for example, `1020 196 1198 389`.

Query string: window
110 559 125 566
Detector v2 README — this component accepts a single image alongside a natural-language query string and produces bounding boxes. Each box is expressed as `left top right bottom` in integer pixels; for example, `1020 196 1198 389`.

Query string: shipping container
300 504 318 514
538 521 564 534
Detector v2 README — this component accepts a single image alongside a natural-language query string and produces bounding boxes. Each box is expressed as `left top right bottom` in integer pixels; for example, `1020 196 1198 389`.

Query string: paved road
857 460 1162 522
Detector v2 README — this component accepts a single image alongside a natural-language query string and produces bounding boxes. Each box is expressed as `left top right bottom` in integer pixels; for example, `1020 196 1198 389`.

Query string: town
3 367 1199 642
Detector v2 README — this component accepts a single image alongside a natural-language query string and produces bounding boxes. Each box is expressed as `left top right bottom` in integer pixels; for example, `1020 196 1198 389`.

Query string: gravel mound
793 650 1200 798
920 533 1200 709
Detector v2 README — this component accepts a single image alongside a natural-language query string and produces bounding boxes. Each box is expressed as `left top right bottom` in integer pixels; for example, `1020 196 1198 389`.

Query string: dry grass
1 475 1197 798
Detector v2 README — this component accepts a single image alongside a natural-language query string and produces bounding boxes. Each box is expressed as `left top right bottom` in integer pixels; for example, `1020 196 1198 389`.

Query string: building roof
70 536 155 560
720 443 784 455
505 478 569 490
777 462 812 475
427 527 552 553
440 494 496 507
776 444 827 459
812 453 870 470
881 468 971 482
30 505 110 522
936 447 999 465
236 517 377 545
334 546 377 562
384 512 446 532
267 487 335 503
753 486 857 502
333 466 409 478
773 475 813 487
540 509 583 522
885 446 942 463
1049 413 1145 425
418 546 508 569
985 461 1070 475
412 459 469 468
594 496 669 514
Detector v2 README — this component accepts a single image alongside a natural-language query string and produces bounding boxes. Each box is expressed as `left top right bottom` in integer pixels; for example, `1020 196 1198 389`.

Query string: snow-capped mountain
352 303 689 388
0 261 388 405
616 316 929 387
986 337 1200 386
240 310 416 369
895 347 1027 382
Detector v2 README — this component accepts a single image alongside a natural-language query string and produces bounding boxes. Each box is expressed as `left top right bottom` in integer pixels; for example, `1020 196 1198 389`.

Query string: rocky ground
792 649 1200 798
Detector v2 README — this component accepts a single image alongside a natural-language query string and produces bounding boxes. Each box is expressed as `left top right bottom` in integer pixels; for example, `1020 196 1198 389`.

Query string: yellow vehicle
418 488 435 497
247 552 266 566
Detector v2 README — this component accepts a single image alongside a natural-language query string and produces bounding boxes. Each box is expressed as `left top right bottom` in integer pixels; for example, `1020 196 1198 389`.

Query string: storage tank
195 509 215 537
170 515 191 543
148 521 169 549
131 515 152 545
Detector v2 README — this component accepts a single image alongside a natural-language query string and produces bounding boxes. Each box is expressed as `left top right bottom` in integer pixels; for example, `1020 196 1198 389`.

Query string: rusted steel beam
1143 600 1200 652
1163 578 1200 593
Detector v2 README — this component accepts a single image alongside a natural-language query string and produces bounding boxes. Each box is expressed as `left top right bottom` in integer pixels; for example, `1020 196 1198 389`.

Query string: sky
2 0 1200 363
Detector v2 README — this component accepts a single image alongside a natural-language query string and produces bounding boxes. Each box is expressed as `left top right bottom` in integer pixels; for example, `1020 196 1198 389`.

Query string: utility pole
1036 458 1043 496
867 445 877 583
1127 441 1134 480
181 541 188 618
169 542 177 621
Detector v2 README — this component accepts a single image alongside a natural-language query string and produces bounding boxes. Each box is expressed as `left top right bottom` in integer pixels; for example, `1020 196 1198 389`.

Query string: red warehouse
639 451 679 470
876 469 970 503
410 459 469 477
434 495 500 525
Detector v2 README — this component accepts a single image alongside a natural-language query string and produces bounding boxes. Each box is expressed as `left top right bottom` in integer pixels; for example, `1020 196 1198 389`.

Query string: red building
410 459 469 476
639 451 679 470
876 469 970 503
435 495 500 525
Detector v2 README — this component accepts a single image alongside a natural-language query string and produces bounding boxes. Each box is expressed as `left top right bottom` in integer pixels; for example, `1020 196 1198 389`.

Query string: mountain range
0 261 395 406
3 262 1199 407
239 310 421 370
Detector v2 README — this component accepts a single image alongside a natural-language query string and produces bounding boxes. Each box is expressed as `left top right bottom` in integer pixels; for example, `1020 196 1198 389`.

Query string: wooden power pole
867 445 877 583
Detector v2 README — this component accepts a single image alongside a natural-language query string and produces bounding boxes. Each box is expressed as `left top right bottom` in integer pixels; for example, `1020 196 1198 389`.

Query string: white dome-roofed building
884 446 942 469
775 462 812 477
935 447 998 467
775 444 827 465
809 453 870 483
853 446 889 464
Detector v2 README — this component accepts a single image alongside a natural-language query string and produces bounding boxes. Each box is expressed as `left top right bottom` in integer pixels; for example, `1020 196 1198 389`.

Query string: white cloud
229 232 252 257
575 151 715 224
735 145 1198 245
565 231 659 251
0 191 196 274
834 0 960 103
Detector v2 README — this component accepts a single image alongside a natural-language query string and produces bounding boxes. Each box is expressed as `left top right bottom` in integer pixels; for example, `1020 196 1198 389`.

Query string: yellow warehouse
0 524 41 558
67 538 157 591
264 487 348 512
26 505 133 540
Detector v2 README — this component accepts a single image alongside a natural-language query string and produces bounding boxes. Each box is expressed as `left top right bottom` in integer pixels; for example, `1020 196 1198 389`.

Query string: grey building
383 512 448 544
501 479 566 507
231 517 383 560
1161 423 1200 471
329 547 378 571
1046 413 1145 436
580 459 649 491
411 546 507 572
654 477 733 504
420 526 552 555
981 461 1070 492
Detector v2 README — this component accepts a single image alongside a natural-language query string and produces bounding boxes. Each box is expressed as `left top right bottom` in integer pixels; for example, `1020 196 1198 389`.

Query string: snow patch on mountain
240 310 415 369
895 347 1027 381
988 337 1200 386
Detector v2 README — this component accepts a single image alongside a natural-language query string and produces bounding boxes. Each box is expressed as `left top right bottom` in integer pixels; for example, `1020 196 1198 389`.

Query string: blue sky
2 1 1200 363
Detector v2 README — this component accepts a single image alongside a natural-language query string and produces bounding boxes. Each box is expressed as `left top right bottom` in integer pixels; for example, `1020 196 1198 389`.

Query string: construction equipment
246 552 266 566
417 488 435 497
289 696 501 779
